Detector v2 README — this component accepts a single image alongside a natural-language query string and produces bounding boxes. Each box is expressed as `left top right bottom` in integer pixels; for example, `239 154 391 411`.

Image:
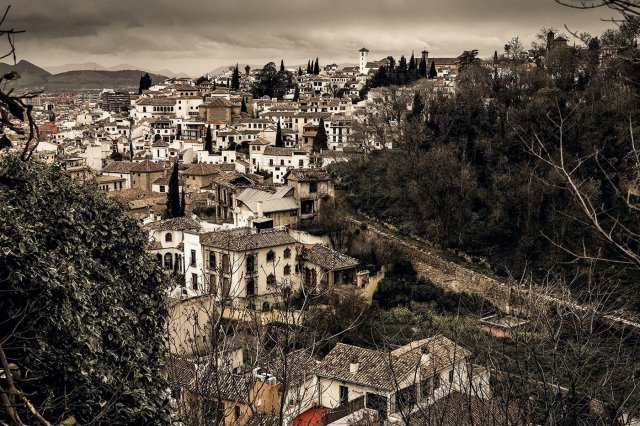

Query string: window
448 369 454 383
266 274 276 288
165 233 172 242
309 181 318 193
190 249 196 266
246 254 256 273
192 273 198 290
433 373 441 389
222 254 230 273
156 253 162 265
284 264 291 275
283 248 291 259
234 405 240 420
266 250 275 262
208 252 216 269
339 385 349 406
163 253 173 270
246 279 255 296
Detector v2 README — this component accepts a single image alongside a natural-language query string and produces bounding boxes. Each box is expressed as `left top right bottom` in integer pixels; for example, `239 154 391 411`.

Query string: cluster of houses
0 47 508 426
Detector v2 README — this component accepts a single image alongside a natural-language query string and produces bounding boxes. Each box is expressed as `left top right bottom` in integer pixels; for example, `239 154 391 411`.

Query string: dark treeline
333 20 640 310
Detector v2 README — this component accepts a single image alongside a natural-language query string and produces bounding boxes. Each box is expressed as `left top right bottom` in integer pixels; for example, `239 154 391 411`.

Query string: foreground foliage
0 156 171 425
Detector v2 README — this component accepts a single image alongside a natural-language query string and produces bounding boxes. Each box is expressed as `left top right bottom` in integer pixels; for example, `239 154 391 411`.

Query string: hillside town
2 1 640 425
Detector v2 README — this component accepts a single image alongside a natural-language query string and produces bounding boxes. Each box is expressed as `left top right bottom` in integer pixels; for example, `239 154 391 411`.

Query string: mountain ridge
0 60 169 92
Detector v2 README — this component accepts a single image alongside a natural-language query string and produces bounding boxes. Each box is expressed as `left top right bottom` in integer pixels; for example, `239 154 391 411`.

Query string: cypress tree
411 92 424 117
204 124 213 154
166 161 182 218
429 60 437 79
307 60 311 74
419 57 427 78
293 85 300 101
231 64 240 89
180 185 186 216
313 117 328 152
298 66 303 76
275 121 284 147
493 50 499 63
241 97 247 113
280 60 285 72
409 51 416 71
313 57 320 75
138 73 152 94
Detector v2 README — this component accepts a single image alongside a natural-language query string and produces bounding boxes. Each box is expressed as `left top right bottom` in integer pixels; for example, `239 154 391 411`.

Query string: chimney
349 356 359 374
256 201 263 218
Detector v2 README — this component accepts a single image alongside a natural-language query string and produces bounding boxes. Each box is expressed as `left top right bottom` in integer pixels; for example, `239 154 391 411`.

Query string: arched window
284 264 291 275
266 250 275 262
266 274 276 288
165 233 172 242
262 301 271 312
283 248 291 259
164 253 173 270
156 253 162 265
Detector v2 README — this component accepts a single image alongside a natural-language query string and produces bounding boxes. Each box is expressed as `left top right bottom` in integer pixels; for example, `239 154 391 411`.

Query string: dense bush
0 156 171 424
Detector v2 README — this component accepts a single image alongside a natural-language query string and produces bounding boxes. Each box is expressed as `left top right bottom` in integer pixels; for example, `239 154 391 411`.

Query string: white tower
359 47 369 74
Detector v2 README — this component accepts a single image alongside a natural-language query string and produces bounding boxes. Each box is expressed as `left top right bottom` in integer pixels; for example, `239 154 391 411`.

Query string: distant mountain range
43 62 190 79
0 60 170 92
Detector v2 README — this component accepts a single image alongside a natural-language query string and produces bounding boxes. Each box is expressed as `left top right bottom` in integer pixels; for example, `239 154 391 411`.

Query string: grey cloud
4 0 620 75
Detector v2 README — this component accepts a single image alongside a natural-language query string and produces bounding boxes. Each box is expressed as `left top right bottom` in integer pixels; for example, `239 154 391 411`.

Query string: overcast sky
5 0 620 76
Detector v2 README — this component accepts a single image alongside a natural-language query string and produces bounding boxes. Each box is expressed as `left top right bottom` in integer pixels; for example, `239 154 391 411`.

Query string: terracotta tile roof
300 244 358 271
263 146 297 156
137 97 176 106
317 336 469 392
102 161 135 173
129 160 168 173
202 97 233 108
144 217 202 231
284 168 331 182
201 228 296 251
183 163 224 176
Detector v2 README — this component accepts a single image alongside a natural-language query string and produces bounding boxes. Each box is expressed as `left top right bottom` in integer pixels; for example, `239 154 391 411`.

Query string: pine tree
429 60 437 79
241 97 247 113
166 161 182 218
313 117 328 152
204 124 213 154
231 64 240 89
275 121 284 147
313 57 320 75
280 60 285 72
419 57 427 78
